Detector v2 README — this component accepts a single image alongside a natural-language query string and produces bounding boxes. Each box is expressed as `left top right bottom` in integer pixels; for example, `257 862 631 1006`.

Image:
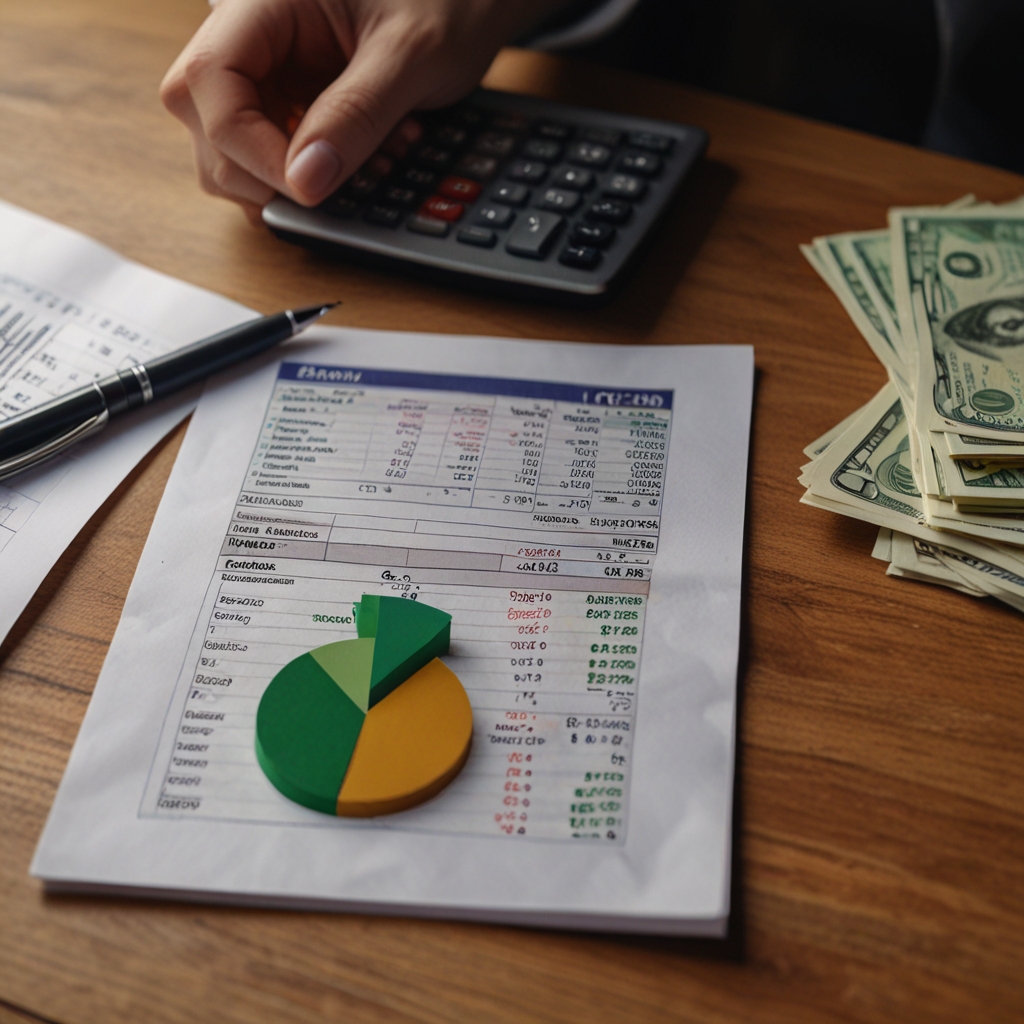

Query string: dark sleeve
519 0 643 51
924 0 1024 173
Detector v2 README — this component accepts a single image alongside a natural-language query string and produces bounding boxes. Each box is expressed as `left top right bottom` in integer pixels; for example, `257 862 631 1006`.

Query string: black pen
0 302 338 482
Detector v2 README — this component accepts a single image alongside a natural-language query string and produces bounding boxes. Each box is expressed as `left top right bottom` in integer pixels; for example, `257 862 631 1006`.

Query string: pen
0 302 338 482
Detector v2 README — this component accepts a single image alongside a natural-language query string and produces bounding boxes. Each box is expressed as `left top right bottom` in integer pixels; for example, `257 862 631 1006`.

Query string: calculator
262 88 707 307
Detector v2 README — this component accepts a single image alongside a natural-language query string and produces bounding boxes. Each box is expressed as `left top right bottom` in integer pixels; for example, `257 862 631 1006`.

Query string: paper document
0 201 252 644
33 328 753 935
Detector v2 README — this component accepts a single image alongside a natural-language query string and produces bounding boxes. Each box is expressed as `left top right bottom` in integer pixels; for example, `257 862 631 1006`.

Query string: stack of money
799 196 1024 613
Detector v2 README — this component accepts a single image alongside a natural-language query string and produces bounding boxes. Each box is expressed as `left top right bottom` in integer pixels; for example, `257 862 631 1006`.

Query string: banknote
929 431 1024 508
942 429 1024 466
800 199 1024 613
890 208 1024 441
801 382 1024 555
807 234 905 370
917 539 1024 611
885 530 986 597
803 202 1024 465
802 405 864 459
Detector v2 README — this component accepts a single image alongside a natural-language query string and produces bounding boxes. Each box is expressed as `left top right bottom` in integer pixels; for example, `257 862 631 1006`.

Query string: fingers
181 3 294 194
167 72 276 213
285 18 440 205
198 142 278 208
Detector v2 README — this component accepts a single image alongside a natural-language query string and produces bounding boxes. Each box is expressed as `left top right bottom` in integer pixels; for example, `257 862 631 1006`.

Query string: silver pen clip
0 407 110 482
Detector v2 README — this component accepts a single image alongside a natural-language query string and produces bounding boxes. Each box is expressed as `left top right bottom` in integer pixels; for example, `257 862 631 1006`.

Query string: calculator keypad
267 88 706 303
318 103 676 270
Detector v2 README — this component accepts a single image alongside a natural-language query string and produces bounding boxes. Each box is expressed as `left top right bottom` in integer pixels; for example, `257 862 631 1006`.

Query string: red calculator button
438 176 482 202
420 196 464 222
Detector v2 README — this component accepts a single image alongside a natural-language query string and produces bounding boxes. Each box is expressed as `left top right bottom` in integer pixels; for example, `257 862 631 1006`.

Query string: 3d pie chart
255 594 472 817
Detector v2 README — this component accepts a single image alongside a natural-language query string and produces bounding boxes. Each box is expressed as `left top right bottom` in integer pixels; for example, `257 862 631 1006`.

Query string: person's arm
161 0 571 223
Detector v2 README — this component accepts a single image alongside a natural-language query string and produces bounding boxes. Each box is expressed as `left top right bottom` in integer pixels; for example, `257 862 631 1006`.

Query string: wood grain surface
1 1 1023 1021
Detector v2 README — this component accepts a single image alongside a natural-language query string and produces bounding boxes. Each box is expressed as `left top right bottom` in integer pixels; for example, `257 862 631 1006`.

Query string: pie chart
255 595 472 817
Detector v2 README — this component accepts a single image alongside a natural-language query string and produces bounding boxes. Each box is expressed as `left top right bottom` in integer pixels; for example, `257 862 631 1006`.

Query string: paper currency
801 196 1024 615
891 208 1024 441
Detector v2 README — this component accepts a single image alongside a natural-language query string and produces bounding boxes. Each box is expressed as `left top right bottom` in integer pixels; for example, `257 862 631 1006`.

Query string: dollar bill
871 526 893 561
802 405 864 459
942 429 1024 465
891 207 1024 441
807 234 906 371
800 389 1024 612
878 529 1024 609
885 530 987 596
918 539 1024 611
929 431 1024 508
804 199 1024 464
800 197 1024 613
801 381 1024 552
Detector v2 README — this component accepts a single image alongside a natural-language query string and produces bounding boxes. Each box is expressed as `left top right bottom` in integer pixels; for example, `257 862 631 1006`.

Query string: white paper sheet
0 201 253 643
33 328 753 936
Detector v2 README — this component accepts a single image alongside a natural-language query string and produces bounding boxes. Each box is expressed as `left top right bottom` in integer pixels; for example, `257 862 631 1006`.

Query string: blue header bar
277 362 673 410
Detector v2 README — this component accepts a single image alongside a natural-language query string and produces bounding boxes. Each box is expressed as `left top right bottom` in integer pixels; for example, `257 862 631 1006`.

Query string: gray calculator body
263 89 707 307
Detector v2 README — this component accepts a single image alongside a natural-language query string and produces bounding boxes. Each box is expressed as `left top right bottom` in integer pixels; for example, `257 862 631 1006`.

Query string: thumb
285 23 432 206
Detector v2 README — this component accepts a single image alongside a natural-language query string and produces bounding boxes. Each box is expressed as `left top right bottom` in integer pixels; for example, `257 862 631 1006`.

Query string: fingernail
287 140 342 202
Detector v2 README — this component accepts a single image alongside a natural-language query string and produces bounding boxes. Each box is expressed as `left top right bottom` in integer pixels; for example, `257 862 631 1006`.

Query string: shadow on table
593 156 735 336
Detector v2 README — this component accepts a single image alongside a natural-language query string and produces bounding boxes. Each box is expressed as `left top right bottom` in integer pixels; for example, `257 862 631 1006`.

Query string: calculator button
559 245 601 270
324 195 359 218
570 222 616 248
457 107 484 127
414 146 453 169
433 124 468 146
537 187 581 213
363 204 403 228
580 127 622 147
507 160 548 184
566 142 612 169
537 123 570 140
407 215 450 237
491 113 529 132
626 131 673 153
602 174 647 201
455 154 498 181
457 226 497 248
505 211 564 259
475 204 515 228
492 183 530 207
341 172 378 200
402 167 436 189
522 138 562 162
617 151 662 176
475 132 517 158
586 198 632 224
550 166 594 191
420 196 464 222
438 176 482 202
382 185 420 207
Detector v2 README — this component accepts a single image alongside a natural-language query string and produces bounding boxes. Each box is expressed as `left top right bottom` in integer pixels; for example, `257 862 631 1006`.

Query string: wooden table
2 2 1023 1021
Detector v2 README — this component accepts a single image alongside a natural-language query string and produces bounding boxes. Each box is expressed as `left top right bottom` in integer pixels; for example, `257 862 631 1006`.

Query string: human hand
161 0 567 224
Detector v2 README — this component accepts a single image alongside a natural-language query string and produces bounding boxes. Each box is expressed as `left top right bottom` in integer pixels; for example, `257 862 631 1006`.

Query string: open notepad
32 327 753 936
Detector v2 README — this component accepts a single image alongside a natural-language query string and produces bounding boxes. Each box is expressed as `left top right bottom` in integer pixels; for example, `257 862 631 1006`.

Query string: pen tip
289 301 342 333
